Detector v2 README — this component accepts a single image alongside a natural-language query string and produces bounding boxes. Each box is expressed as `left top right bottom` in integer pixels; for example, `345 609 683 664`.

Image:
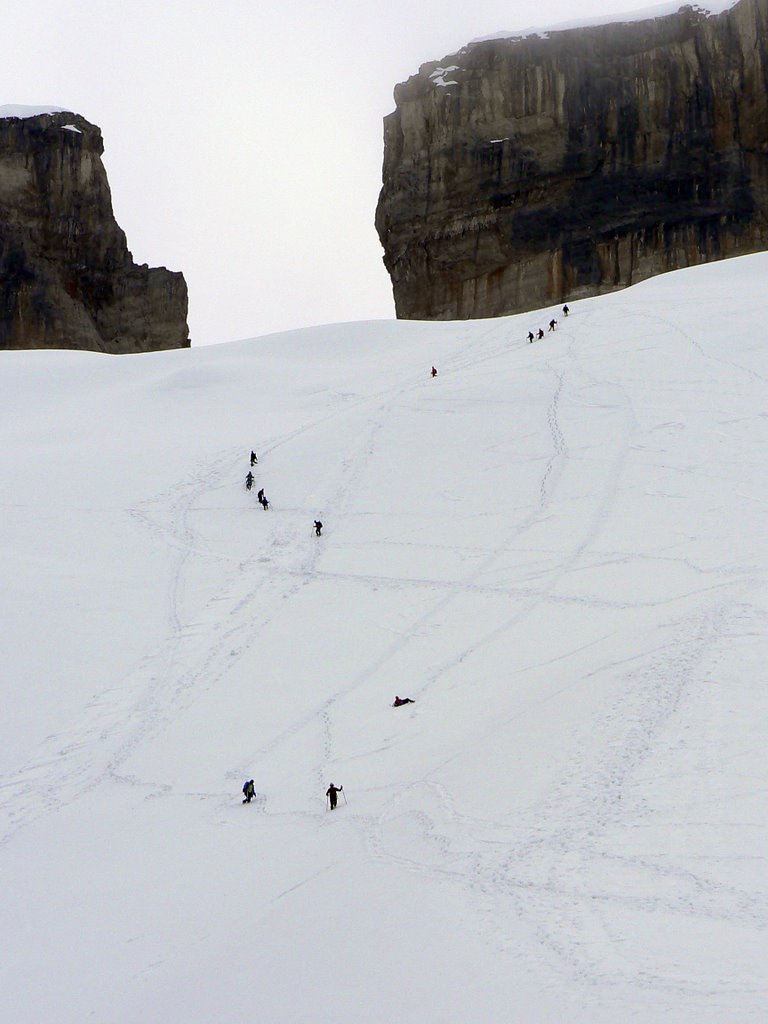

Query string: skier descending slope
242 779 255 804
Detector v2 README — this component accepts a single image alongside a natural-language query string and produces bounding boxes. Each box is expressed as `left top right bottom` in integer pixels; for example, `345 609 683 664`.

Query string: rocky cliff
0 107 188 353
376 0 768 320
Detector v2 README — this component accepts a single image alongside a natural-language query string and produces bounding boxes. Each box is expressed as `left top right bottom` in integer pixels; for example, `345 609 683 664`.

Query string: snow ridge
0 103 70 120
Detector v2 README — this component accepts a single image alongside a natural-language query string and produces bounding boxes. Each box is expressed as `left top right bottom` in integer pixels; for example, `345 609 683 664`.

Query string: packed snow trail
1 255 768 1022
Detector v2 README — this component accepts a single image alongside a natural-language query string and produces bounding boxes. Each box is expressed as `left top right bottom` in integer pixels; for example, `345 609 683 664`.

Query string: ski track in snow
1 365 455 836
339 308 767 1004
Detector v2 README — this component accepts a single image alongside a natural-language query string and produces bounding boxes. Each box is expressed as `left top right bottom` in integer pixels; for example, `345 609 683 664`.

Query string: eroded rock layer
376 0 768 320
0 110 188 352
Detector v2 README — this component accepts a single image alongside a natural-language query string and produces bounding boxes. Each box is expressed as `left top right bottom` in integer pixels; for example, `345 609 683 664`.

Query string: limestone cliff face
376 0 768 320
0 109 188 353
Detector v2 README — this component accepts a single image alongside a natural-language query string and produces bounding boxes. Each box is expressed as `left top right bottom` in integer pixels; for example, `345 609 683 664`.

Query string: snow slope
2 254 767 1023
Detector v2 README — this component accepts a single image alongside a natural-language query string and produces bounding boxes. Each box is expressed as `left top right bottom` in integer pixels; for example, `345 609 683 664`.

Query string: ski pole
342 789 347 805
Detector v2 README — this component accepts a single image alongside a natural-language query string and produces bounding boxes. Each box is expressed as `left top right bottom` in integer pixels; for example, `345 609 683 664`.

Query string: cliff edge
376 0 768 320
0 106 188 353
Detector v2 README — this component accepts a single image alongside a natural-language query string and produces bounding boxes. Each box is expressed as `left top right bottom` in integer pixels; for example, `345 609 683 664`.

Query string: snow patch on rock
0 104 70 120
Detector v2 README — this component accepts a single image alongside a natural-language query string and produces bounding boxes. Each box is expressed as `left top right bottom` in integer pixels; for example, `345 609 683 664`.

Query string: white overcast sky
4 0 691 346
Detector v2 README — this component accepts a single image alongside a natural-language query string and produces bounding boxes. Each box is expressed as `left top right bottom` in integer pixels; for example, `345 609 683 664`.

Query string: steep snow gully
2 254 768 1023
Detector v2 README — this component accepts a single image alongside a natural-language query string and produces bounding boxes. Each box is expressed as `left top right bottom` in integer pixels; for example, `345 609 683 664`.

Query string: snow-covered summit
472 0 740 43
0 104 71 120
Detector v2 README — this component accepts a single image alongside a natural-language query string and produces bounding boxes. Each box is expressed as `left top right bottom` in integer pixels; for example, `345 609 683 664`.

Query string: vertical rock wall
0 109 189 353
376 0 768 320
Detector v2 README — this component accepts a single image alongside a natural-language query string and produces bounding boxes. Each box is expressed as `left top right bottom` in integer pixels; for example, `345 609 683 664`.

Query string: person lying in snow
392 696 415 706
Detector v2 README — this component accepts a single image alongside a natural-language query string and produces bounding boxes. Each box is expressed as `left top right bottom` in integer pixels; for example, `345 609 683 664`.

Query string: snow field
2 254 768 1022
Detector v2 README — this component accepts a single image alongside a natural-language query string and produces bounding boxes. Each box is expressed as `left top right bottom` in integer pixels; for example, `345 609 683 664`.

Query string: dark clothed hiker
326 783 343 810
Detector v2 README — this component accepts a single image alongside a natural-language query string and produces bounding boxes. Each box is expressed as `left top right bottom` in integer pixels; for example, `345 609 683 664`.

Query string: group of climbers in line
238 359 434 811
244 450 270 506
237 304 554 813
239 306 576 814
245 448 326 533
528 304 570 343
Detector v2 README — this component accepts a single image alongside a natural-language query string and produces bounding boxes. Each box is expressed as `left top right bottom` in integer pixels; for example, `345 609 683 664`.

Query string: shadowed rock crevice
0 109 188 353
376 0 768 320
